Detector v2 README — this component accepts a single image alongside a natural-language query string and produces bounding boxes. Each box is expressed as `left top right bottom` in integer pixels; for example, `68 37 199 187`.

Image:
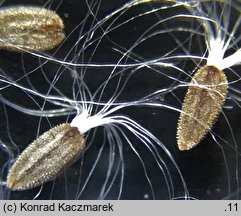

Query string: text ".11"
225 203 238 212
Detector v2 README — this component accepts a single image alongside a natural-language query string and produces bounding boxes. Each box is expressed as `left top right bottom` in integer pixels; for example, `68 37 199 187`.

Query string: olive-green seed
7 123 85 190
177 65 227 151
0 6 65 51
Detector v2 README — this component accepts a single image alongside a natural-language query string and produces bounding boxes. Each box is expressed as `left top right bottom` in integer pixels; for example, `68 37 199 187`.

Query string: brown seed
177 65 227 151
7 123 85 190
0 6 65 51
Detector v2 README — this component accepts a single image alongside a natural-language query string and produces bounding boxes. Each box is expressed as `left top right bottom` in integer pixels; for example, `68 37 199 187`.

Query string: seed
177 65 227 151
7 124 85 190
0 6 65 51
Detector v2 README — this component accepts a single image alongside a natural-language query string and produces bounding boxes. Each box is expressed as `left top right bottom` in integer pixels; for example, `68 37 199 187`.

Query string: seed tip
178 142 188 151
7 176 29 191
177 140 196 151
6 178 16 190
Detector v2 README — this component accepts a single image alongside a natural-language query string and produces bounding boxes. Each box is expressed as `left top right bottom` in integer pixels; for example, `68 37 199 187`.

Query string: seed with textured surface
7 123 85 190
0 6 65 51
177 65 227 151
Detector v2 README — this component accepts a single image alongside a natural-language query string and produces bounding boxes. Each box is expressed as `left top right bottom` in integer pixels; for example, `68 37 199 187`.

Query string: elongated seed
0 6 65 51
7 123 85 190
177 65 227 151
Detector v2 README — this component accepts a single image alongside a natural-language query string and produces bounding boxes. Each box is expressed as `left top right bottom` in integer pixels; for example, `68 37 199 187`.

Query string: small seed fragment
0 6 65 51
177 65 227 151
7 123 85 190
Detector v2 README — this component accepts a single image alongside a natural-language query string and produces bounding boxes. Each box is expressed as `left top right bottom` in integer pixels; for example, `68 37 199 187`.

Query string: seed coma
7 124 85 191
177 65 228 151
0 6 65 51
